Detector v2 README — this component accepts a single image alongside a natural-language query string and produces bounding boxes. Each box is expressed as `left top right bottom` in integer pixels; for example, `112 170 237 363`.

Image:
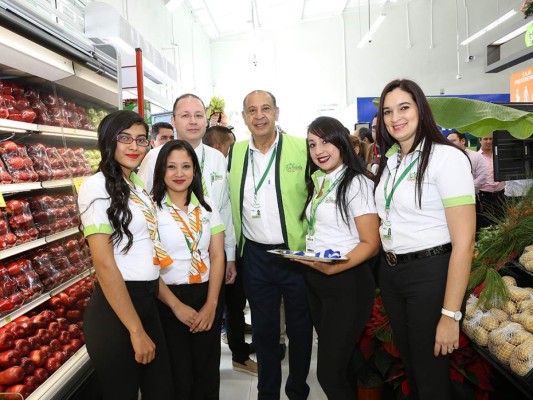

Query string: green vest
228 134 308 255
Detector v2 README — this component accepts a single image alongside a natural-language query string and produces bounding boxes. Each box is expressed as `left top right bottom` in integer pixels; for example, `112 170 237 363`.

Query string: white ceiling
183 0 397 39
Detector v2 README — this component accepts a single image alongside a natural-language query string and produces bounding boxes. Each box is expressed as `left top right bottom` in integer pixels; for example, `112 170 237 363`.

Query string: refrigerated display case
0 17 119 399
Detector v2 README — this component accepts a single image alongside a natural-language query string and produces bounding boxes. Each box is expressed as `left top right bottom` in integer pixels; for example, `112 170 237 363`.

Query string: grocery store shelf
41 178 74 189
27 346 91 400
0 181 41 193
0 268 93 328
0 237 46 260
0 227 80 260
44 227 80 243
0 117 39 133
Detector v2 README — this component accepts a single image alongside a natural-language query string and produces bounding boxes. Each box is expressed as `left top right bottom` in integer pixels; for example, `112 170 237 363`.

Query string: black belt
384 243 452 267
479 190 504 198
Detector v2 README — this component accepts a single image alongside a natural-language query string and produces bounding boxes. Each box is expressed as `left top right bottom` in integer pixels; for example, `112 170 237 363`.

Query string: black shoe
280 343 287 361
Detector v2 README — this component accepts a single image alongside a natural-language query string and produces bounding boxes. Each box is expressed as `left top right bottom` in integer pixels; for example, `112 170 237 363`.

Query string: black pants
378 252 451 400
477 189 505 229
84 280 175 400
243 240 313 400
158 281 224 400
225 258 250 363
306 262 375 400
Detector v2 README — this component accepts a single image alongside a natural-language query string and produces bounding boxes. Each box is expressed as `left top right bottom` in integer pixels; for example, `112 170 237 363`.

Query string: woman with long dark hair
152 140 225 399
374 79 475 399
78 110 179 399
296 116 379 399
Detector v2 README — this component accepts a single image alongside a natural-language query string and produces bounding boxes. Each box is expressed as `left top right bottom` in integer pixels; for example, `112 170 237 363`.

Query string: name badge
305 235 315 253
251 203 261 219
380 223 393 241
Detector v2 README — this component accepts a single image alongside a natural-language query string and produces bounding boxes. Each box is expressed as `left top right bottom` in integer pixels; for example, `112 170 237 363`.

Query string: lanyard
200 146 205 172
383 152 419 211
250 147 277 197
308 169 344 235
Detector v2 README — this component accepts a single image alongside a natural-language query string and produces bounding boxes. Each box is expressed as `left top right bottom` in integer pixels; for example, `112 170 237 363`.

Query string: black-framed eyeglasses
117 134 150 147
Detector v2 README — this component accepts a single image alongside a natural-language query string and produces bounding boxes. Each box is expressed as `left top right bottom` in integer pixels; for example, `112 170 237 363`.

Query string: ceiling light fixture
460 9 516 46
165 0 184 12
358 14 387 48
492 21 531 45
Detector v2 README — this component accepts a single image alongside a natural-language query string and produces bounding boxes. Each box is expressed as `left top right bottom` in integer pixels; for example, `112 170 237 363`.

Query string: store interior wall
88 0 527 138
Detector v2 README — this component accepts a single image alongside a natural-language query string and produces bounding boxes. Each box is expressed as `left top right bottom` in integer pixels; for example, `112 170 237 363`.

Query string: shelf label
73 177 85 194
4 316 11 324
0 193 5 208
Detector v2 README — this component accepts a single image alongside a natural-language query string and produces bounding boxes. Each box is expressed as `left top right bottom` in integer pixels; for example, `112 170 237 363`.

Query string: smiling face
242 91 279 141
171 96 207 147
383 88 419 152
480 134 493 152
164 149 194 195
114 123 148 178
307 132 343 174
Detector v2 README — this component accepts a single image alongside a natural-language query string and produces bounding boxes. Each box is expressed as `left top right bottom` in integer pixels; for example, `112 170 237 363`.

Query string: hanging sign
510 66 533 102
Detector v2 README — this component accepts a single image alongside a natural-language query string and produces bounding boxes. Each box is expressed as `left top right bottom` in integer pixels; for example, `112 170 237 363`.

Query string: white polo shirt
138 143 236 261
375 142 475 253
305 165 377 255
242 133 284 245
77 172 160 281
157 194 224 285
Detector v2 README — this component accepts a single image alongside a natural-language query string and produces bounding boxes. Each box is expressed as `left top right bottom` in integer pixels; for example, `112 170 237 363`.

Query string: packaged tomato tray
26 143 54 182
0 141 38 183
0 265 25 317
0 212 17 250
5 258 44 302
0 158 12 184
44 147 69 180
5 199 39 244
28 249 64 292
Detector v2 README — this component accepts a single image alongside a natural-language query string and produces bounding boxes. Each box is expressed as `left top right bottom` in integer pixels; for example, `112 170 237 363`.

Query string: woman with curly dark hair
296 116 379 399
78 110 179 399
374 79 475 400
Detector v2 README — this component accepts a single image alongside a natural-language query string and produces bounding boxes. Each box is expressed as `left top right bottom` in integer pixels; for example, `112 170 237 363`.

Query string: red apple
44 357 61 373
32 367 49 384
20 357 36 375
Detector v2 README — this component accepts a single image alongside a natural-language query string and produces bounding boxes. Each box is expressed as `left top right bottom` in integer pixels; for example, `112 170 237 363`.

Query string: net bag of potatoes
488 322 532 365
519 246 533 272
510 338 533 376
463 310 490 345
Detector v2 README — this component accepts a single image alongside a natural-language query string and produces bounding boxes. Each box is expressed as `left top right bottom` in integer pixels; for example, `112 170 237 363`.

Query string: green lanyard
200 146 205 172
250 147 277 198
384 154 419 213
308 169 344 235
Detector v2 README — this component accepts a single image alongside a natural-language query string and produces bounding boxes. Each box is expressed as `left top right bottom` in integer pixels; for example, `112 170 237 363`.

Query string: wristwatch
441 308 462 321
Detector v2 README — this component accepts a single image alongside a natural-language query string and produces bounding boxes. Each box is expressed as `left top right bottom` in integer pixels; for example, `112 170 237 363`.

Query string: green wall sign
526 22 533 47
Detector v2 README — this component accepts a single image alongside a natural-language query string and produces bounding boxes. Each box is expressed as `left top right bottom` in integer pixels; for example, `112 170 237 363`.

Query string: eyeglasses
175 112 206 121
116 134 150 147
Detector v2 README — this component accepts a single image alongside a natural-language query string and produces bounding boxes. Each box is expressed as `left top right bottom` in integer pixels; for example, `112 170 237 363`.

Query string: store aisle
219 316 327 399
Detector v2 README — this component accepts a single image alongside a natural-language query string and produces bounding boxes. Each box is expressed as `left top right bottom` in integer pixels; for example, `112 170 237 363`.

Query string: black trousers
477 189 505 229
306 262 375 400
225 258 250 363
158 281 224 400
242 240 313 400
378 252 452 400
84 280 175 400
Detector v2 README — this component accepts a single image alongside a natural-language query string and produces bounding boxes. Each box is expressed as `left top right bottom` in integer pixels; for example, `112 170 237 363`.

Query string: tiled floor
219 313 327 400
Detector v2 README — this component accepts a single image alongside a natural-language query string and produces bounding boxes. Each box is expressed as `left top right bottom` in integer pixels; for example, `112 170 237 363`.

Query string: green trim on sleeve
83 224 113 237
442 195 475 208
211 224 225 235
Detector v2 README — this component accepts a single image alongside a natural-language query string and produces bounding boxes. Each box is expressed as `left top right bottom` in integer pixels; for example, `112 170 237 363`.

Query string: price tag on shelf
73 177 85 194
0 192 5 207
4 316 11 324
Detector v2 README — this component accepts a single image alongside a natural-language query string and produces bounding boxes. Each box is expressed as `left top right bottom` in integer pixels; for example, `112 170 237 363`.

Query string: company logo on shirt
324 196 336 204
201 216 209 224
407 172 417 182
286 163 303 173
210 172 224 184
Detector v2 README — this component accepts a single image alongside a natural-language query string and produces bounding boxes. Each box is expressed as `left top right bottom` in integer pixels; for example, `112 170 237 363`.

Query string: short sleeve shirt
375 143 475 253
77 172 160 281
157 194 225 285
305 165 377 255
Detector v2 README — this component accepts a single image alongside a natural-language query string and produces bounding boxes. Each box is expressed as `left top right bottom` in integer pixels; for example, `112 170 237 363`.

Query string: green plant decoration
372 97 533 139
206 96 225 116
